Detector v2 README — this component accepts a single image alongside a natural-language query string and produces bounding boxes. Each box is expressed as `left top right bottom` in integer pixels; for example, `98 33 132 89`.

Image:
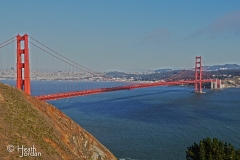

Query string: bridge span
35 80 213 101
0 34 220 101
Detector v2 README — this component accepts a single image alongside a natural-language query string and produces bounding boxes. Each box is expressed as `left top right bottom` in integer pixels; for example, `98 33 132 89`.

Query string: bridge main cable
0 38 16 49
0 36 15 46
163 58 195 81
29 36 98 75
29 41 98 75
202 59 212 79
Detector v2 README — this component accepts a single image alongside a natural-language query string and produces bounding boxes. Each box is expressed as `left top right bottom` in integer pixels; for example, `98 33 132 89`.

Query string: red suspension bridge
0 34 220 101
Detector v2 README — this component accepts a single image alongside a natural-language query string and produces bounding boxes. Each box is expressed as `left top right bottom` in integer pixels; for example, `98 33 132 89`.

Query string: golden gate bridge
0 34 221 101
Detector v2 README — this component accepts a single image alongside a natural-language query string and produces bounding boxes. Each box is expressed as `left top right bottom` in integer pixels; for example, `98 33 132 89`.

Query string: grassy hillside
0 82 117 160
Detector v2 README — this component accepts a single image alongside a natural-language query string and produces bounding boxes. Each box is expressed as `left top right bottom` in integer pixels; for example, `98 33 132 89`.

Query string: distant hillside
154 69 173 73
206 64 240 71
106 71 136 78
154 64 240 72
127 69 151 72
0 82 117 160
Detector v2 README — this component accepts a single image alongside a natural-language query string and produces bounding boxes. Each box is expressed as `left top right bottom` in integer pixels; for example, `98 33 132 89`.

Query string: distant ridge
154 64 240 72
204 64 240 71
106 64 240 74
154 68 174 73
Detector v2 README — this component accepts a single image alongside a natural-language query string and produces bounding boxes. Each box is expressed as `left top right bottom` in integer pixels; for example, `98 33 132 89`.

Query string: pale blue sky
1 1 240 71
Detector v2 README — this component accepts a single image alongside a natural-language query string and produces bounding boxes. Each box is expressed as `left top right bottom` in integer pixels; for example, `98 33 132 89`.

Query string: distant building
220 68 228 70
11 67 14 73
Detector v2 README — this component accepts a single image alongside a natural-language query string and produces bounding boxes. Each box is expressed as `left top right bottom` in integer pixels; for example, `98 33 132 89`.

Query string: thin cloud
140 28 172 46
188 10 240 39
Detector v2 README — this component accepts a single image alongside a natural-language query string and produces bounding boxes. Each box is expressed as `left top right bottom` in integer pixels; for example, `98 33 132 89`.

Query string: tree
186 137 240 160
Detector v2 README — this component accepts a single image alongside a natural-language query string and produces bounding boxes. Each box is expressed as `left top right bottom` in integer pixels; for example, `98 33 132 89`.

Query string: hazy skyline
1 1 240 71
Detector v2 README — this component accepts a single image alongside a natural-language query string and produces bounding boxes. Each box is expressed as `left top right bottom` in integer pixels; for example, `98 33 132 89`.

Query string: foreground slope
0 82 117 160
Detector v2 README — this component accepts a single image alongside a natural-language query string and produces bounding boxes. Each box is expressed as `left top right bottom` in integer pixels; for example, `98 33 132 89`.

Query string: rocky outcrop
222 77 240 88
0 82 117 160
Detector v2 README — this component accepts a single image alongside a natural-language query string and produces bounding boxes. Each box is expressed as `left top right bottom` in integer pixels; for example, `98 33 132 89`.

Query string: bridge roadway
35 79 212 101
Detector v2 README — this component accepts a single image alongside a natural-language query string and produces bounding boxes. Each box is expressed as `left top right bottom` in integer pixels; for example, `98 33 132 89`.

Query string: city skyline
1 1 240 71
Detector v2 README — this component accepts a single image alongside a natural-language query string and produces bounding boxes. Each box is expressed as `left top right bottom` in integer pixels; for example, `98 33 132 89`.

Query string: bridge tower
16 34 31 95
195 56 202 93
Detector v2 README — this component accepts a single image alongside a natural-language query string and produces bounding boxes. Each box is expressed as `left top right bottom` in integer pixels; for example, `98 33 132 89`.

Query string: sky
1 1 240 72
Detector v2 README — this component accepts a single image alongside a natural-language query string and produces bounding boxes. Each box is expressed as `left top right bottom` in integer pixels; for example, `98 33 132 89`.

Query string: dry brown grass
0 82 117 160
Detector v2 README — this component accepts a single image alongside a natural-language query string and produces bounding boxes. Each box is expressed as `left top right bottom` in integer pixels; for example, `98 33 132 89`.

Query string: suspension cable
202 59 212 79
0 37 15 46
29 41 97 75
163 58 194 81
0 39 16 49
29 36 98 74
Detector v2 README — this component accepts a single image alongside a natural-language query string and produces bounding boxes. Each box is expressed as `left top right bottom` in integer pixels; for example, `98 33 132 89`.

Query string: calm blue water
1 80 240 159
0 80 131 96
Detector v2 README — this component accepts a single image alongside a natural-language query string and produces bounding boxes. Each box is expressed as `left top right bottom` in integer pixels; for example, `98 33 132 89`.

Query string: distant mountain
154 64 240 72
105 71 130 78
127 69 152 72
154 69 174 73
106 64 240 75
205 64 240 71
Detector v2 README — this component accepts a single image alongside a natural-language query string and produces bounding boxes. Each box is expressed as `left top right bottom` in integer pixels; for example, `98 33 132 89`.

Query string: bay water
1 80 240 159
